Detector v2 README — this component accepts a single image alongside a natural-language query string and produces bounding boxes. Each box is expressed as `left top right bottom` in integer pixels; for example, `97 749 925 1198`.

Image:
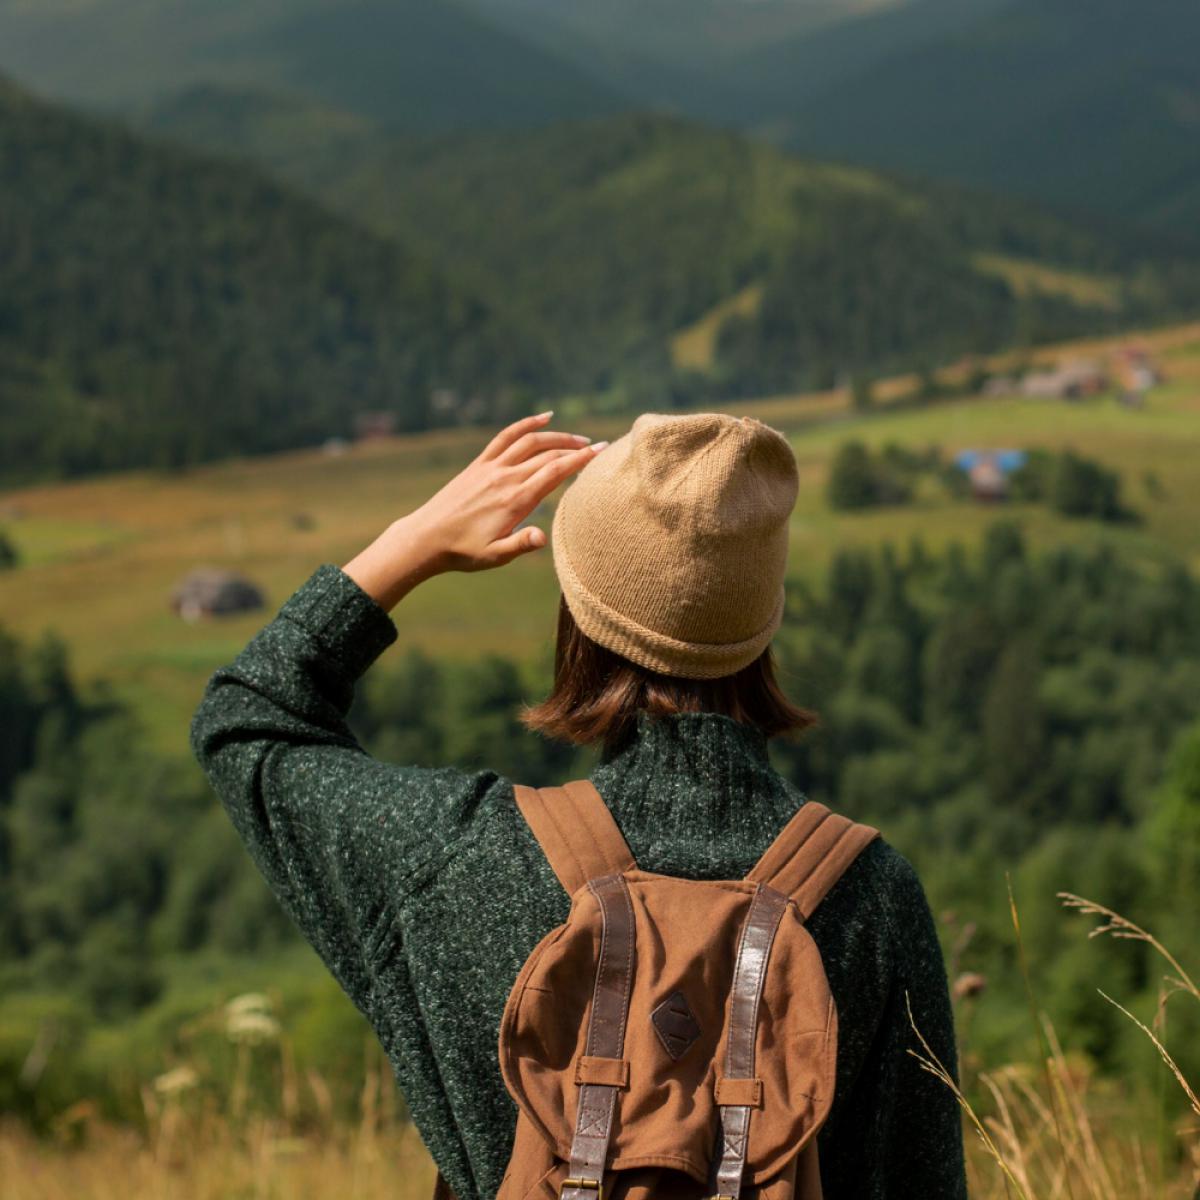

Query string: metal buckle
561 1178 603 1200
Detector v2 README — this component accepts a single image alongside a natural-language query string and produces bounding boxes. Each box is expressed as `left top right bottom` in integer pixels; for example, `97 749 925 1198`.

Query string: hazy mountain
467 0 1010 123
0 76 550 484
472 0 901 66
0 0 622 129
784 0 1200 233
471 0 1200 233
5 0 1193 232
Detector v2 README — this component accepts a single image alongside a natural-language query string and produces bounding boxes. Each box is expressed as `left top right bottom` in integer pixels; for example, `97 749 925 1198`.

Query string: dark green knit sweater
190 563 967 1199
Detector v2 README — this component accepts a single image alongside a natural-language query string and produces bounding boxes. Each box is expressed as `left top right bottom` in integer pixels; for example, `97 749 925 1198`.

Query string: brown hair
520 595 816 755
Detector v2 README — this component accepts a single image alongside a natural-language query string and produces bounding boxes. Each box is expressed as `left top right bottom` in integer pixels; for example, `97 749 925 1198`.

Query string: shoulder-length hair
520 595 816 755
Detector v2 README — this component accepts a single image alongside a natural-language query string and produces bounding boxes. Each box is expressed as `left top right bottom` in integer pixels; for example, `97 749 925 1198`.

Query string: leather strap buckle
562 1177 603 1200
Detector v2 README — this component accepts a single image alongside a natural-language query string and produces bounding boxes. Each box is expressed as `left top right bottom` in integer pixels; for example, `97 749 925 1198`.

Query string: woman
191 410 967 1198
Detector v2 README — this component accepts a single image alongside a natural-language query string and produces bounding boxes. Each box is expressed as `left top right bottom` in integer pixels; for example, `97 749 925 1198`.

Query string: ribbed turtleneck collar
588 711 804 880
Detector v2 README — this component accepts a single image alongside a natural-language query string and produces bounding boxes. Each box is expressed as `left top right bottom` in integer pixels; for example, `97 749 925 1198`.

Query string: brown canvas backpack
437 779 879 1200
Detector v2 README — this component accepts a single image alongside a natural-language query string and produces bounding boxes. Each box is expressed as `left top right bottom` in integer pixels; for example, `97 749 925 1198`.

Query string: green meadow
2 321 1198 758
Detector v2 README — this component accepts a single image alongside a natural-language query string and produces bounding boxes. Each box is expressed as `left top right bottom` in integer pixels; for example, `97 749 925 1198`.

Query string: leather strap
564 873 636 1200
745 802 879 920
514 780 638 897
709 882 789 1199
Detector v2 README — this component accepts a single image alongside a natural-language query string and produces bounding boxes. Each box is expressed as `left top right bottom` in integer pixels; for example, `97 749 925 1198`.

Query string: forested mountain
0 0 621 129
0 77 550 483
783 0 1200 234
5 57 1198 485
149 94 1200 399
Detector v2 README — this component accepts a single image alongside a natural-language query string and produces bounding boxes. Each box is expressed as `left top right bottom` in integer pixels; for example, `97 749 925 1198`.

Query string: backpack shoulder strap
745 801 879 920
513 779 637 898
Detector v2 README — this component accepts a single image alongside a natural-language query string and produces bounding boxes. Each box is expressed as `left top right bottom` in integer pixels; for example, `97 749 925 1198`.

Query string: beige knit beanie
551 412 799 679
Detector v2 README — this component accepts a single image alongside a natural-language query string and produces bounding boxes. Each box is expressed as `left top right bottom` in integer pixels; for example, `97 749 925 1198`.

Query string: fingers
479 411 554 461
499 429 592 466
519 441 609 504
485 524 547 567
516 445 586 477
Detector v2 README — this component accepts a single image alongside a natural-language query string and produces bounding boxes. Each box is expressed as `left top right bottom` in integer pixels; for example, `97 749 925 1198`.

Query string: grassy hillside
0 0 622 129
147 99 1200 399
2 320 1197 757
0 76 551 484
785 0 1200 235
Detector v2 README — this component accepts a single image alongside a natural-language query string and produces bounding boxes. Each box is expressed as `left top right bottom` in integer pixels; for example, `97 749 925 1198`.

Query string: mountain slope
148 92 1200 397
785 0 1200 234
0 77 550 484
0 0 621 129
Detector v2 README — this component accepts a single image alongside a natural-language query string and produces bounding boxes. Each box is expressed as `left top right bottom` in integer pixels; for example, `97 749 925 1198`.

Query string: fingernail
536 409 554 419
591 441 610 453
573 433 591 444
527 527 546 547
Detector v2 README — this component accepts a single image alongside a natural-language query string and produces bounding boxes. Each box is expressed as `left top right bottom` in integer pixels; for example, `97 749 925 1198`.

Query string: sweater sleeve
877 852 968 1197
188 562 500 1016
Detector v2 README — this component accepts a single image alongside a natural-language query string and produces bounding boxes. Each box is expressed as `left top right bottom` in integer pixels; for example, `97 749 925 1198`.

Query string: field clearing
670 281 763 370
972 253 1123 309
1 321 1198 756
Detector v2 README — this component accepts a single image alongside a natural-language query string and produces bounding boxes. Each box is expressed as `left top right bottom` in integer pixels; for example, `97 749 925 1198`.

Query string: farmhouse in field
1021 359 1109 399
954 449 1027 502
171 568 265 622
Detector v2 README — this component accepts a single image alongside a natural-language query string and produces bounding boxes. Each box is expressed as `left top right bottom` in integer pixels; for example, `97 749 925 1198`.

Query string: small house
953 449 1027 503
1021 360 1109 400
171 568 265 622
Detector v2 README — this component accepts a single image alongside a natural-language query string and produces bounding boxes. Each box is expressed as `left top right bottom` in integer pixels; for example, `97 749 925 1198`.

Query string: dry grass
2 992 437 1200
915 892 1200 1200
5 895 1200 1199
1 1118 436 1200
3 1040 1194 1200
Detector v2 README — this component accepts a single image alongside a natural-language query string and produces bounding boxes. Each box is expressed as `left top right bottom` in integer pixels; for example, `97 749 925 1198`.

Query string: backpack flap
499 872 839 1187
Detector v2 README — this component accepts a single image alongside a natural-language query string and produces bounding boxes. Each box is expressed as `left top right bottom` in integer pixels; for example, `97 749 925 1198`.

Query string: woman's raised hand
342 412 608 611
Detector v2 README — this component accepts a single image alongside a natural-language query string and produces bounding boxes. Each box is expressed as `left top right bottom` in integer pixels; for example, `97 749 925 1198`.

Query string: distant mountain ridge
0 0 623 129
0 76 551 484
784 0 1200 235
468 0 1009 123
2 0 1195 231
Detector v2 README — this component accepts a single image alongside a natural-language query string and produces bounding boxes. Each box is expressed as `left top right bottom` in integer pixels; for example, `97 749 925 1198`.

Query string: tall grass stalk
911 891 1200 1198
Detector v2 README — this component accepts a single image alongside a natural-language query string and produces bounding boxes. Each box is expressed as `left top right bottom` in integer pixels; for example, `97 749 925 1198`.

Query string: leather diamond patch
651 991 702 1061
